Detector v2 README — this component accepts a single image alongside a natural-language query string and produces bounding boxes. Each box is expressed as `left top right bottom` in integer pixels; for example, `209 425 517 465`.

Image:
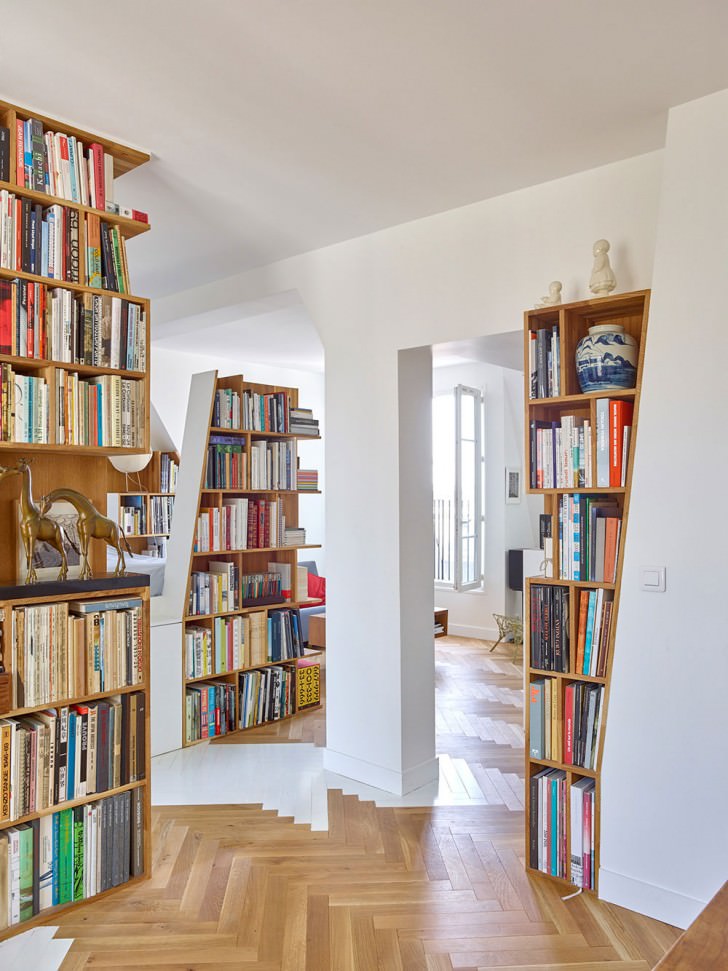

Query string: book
529 679 545 759
610 400 634 488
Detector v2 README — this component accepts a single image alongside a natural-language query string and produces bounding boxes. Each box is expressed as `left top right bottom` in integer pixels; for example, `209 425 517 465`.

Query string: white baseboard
599 867 708 930
448 623 498 641
324 750 439 796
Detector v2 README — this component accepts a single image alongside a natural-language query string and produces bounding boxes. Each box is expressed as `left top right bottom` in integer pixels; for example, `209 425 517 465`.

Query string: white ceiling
433 331 523 372
3 1 728 305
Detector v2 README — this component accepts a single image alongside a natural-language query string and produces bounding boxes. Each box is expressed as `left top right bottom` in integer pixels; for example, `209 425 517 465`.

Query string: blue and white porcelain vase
575 324 638 393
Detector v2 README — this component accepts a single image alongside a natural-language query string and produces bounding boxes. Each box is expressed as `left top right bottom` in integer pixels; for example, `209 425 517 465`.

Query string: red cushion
307 573 326 604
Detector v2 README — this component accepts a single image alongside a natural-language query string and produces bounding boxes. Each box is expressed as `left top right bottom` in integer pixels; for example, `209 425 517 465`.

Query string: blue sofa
298 559 326 644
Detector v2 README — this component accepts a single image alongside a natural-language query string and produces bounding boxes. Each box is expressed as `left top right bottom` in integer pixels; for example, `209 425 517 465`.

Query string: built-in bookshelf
107 451 179 557
181 374 323 748
0 99 150 455
524 290 649 894
0 575 151 939
0 100 153 934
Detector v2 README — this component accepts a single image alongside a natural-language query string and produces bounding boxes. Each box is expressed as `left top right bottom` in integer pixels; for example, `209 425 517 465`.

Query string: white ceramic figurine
589 239 617 297
534 281 562 308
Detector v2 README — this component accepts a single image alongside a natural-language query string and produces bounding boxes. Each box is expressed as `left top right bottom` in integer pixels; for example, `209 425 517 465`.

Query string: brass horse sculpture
0 459 70 583
40 488 134 579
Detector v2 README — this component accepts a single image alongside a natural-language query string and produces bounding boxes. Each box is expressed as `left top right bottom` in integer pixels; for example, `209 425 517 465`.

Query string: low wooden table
434 607 449 638
308 613 326 649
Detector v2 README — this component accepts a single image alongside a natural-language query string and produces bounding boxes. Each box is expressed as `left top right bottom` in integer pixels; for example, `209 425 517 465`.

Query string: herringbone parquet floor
49 637 681 969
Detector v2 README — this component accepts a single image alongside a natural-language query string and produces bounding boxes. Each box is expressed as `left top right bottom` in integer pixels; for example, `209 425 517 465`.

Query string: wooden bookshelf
523 290 649 895
181 374 322 747
0 100 153 934
0 575 151 939
0 99 151 454
107 451 179 557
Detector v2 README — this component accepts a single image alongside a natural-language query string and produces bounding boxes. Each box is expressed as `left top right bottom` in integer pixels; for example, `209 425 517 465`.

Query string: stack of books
185 681 236 743
283 526 306 547
160 453 178 493
296 469 318 491
528 325 561 399
239 666 294 729
289 407 319 436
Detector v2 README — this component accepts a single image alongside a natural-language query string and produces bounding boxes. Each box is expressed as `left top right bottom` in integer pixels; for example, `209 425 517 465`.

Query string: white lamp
108 453 153 491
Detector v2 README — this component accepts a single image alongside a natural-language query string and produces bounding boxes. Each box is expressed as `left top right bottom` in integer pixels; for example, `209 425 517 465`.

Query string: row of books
0 192 79 282
11 119 117 212
529 415 592 489
528 324 561 399
529 677 558 762
185 681 236 743
186 606 306 678
529 585 570 672
194 498 285 552
242 571 283 602
56 372 145 447
239 665 295 729
250 439 296 491
185 617 245 680
296 468 318 491
0 691 146 823
570 778 596 889
119 498 146 536
289 406 319 436
188 564 240 617
564 682 604 770
0 788 144 931
0 280 146 371
1 367 48 443
84 213 131 294
160 452 178 494
596 398 633 488
528 768 566 879
12 598 144 709
149 495 174 535
557 494 622 583
243 390 290 433
574 589 613 678
529 770 595 887
205 438 246 489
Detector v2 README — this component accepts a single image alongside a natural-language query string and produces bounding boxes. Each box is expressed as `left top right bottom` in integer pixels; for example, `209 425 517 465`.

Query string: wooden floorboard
46 636 681 968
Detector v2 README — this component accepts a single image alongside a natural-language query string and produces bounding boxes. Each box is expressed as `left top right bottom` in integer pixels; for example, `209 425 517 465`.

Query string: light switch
640 566 666 592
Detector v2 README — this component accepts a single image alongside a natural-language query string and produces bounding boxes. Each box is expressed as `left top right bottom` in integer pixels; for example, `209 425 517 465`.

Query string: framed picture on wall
16 500 83 582
505 467 521 504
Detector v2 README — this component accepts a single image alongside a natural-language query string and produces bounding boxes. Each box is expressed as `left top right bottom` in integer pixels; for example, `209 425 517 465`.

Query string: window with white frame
433 385 484 590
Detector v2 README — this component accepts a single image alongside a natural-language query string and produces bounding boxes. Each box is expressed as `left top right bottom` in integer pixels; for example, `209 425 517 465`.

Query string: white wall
151 344 326 574
599 90 728 928
154 150 662 795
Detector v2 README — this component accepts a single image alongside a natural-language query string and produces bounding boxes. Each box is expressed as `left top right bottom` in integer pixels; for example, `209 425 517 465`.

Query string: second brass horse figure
40 488 134 579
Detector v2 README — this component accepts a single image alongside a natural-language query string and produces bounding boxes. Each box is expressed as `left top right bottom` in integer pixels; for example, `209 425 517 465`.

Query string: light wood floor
50 636 681 969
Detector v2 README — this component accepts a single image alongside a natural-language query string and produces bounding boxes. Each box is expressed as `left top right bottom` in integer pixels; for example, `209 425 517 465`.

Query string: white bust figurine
534 281 562 308
589 239 617 297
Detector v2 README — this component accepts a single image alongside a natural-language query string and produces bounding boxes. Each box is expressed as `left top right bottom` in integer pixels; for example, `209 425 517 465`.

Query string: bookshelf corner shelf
181 372 322 748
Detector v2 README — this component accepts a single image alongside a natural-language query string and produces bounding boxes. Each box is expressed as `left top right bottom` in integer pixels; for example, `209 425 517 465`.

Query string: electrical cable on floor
561 887 583 900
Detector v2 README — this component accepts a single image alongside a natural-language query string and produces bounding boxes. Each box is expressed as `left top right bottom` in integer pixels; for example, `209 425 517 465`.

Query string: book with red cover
609 400 634 487
15 119 24 187
603 518 621 583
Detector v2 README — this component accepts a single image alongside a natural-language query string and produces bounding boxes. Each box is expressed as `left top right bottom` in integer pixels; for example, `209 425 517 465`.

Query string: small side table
434 607 449 638
308 613 326 650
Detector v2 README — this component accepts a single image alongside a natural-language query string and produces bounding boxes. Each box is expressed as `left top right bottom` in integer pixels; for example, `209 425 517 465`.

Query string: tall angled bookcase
0 100 152 938
523 290 649 894
181 373 323 748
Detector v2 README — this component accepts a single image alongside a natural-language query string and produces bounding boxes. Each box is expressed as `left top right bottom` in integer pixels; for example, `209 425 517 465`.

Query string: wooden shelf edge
0 179 151 236
4 681 146 719
185 657 302 683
